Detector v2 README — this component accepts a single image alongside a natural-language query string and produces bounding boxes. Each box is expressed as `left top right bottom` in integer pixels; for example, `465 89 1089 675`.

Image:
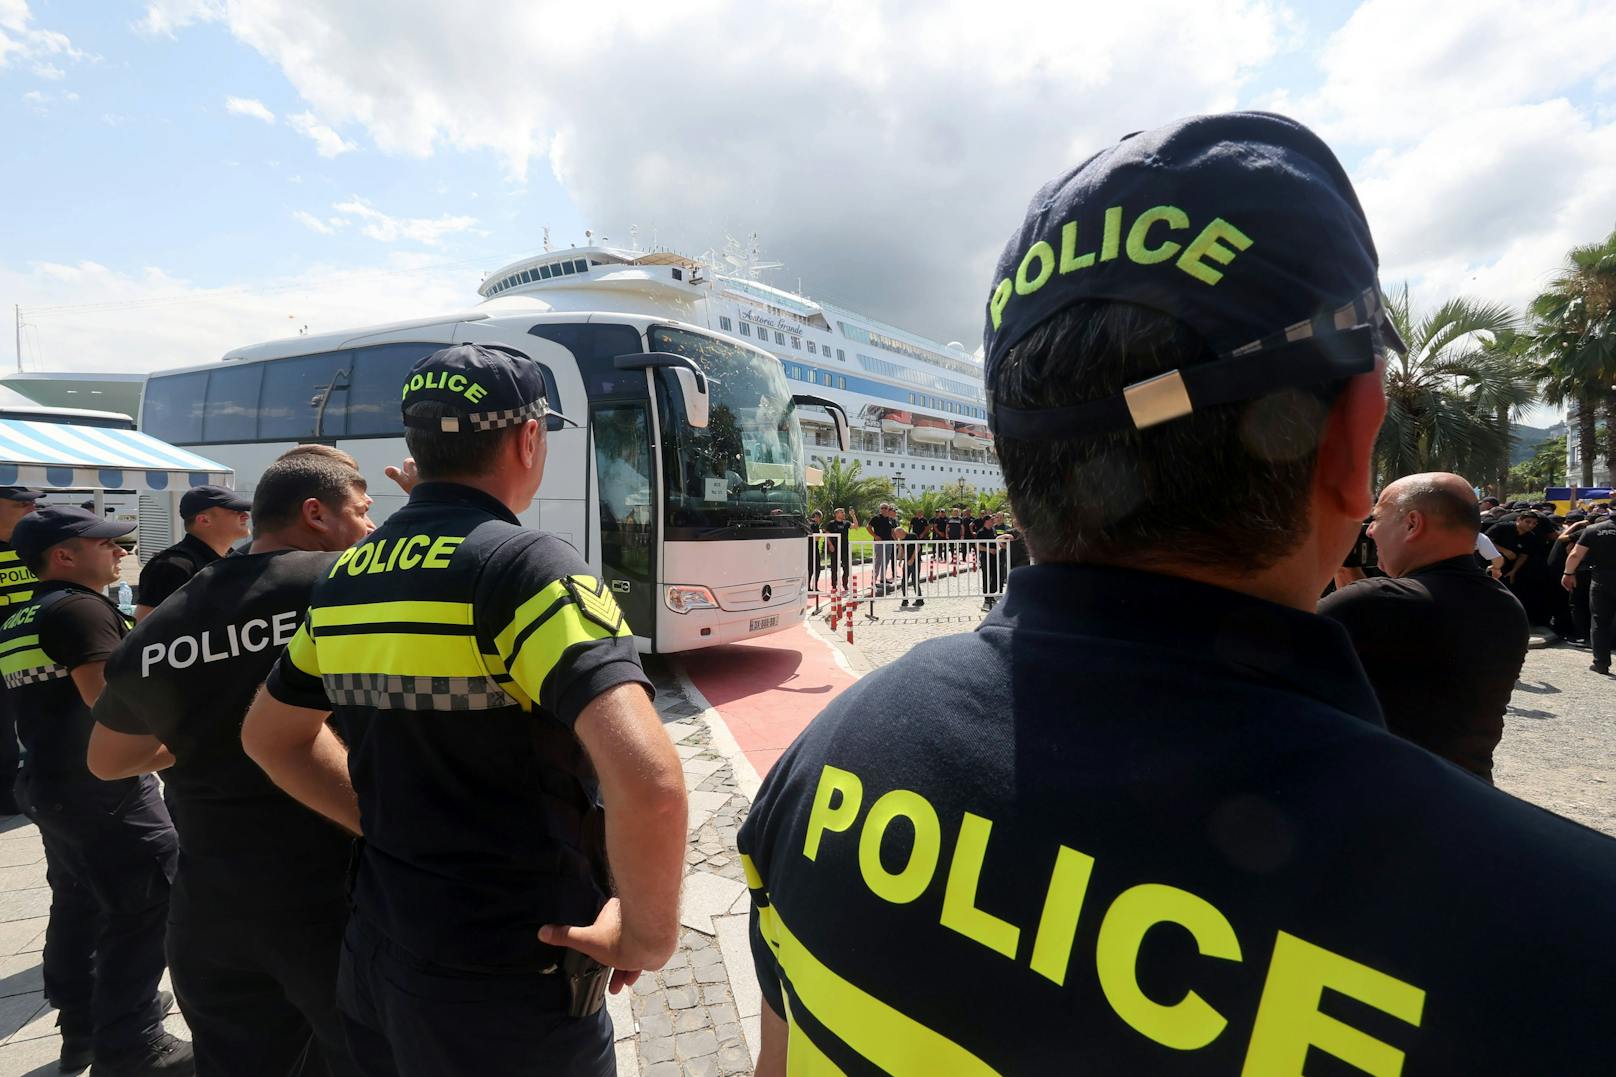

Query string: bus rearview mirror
670 367 709 429
790 395 850 452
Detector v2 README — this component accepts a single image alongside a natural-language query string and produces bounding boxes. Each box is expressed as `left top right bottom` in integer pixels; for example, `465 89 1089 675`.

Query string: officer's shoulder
476 524 589 581
1318 574 1427 617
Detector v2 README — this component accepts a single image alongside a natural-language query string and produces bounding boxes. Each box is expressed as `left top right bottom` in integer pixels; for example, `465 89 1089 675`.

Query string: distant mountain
1511 423 1567 466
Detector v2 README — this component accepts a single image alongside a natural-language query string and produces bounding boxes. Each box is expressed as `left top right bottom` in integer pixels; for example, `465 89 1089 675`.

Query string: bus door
591 399 658 644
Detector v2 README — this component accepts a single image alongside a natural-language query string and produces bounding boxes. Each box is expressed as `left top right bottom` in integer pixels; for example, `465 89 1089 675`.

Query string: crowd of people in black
807 502 1029 611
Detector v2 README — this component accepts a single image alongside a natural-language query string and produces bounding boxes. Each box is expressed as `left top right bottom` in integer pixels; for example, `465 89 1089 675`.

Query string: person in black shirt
1319 473 1529 781
739 113 1616 1074
1484 512 1539 608
822 506 856 591
973 510 1006 609
868 503 897 594
88 454 377 1077
135 485 251 621
0 508 190 1075
1563 515 1616 673
895 526 925 608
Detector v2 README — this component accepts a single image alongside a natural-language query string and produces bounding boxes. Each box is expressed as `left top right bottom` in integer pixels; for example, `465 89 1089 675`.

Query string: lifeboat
880 409 914 434
909 415 954 445
953 423 992 449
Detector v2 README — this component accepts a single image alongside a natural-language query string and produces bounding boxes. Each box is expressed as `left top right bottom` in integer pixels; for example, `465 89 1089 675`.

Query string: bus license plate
749 615 778 632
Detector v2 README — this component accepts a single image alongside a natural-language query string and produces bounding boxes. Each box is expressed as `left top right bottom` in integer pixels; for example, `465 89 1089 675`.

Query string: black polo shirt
94 549 353 922
869 514 896 542
138 533 222 610
1576 520 1616 577
823 518 852 558
1318 555 1529 779
738 564 1616 1074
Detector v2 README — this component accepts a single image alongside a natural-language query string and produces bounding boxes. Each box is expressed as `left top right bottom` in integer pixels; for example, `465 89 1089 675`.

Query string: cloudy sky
4 0 1615 427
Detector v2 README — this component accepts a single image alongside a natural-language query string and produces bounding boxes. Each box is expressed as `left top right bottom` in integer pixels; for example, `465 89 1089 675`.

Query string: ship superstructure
477 243 1002 496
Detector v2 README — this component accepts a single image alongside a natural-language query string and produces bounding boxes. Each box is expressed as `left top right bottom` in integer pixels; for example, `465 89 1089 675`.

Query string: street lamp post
894 472 905 498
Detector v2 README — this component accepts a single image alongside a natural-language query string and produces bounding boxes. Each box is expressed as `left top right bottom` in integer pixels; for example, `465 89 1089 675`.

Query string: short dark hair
991 300 1349 569
1392 479 1481 533
403 400 519 480
251 454 365 535
278 443 360 469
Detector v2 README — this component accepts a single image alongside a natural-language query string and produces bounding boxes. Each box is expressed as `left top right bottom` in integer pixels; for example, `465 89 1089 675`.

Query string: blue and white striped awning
0 420 233 493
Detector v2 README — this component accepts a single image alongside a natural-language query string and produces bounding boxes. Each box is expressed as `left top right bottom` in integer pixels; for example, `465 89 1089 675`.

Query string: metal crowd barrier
807 535 1011 644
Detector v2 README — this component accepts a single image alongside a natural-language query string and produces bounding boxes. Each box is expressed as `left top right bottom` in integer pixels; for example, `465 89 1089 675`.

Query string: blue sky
3 0 1614 433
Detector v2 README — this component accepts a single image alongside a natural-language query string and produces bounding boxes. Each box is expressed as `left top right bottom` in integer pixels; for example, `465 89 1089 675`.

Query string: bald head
1368 473 1482 577
1386 473 1482 534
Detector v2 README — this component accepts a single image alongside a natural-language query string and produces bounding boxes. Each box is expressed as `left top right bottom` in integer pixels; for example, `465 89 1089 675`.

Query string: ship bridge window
539 265 551 280
574 259 588 273
559 262 575 276
672 268 683 281
520 271 533 284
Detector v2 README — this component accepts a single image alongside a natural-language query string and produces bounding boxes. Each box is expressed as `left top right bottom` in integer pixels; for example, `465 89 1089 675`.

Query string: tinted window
527 321 641 405
142 370 208 443
202 362 262 442
259 352 347 440
574 259 587 273
540 265 551 279
347 342 440 436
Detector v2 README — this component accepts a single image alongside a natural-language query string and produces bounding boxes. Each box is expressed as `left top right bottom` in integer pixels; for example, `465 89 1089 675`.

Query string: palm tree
1478 328 1536 496
808 457 893 521
1531 228 1616 486
1376 285 1531 488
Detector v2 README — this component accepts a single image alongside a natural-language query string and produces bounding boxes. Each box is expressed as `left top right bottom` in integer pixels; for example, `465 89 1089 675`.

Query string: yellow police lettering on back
402 371 489 404
989 204 1255 329
329 535 465 577
789 763 1426 1073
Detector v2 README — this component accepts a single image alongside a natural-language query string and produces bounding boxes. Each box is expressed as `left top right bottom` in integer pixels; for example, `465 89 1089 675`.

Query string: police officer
0 486 42 814
738 113 1616 1074
1563 510 1616 674
0 507 190 1075
242 344 688 1076
134 485 252 621
87 453 377 1076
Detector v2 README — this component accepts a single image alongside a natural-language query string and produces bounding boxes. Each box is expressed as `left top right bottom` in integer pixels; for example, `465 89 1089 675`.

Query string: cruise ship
475 241 1003 496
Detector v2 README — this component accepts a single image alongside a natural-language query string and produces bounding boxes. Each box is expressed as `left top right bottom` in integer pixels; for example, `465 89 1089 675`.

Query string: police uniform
93 549 360 1077
1574 519 1616 672
137 485 251 611
263 345 652 1077
0 508 180 1070
0 486 43 813
738 113 1616 1072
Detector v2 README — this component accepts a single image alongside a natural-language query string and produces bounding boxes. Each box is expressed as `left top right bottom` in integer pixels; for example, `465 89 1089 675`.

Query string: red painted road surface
676 622 856 779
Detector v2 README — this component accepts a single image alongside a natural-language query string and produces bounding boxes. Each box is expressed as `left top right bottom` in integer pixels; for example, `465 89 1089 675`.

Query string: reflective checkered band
3 664 68 690
465 399 549 433
322 672 518 712
1227 286 1389 359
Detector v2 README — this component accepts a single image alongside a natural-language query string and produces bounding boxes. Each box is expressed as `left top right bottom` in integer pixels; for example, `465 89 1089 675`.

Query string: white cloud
328 197 476 245
21 88 44 103
291 210 344 235
225 95 275 123
3 255 471 376
286 111 356 157
135 0 223 37
0 1 85 73
152 0 1290 344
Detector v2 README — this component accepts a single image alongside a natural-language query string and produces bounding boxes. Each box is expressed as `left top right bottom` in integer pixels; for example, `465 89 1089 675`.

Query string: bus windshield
649 325 807 536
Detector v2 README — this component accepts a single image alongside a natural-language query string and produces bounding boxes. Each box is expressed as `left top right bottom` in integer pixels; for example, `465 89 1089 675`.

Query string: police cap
180 484 251 519
0 487 43 502
983 111 1405 442
13 506 136 562
401 343 569 435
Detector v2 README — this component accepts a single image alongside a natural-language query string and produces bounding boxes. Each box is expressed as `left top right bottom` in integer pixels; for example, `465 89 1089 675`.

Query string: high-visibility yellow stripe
0 648 57 676
0 634 39 657
312 600 473 629
785 1002 847 1077
741 853 764 891
285 622 322 678
314 632 487 678
493 580 573 657
505 602 620 699
758 906 999 1076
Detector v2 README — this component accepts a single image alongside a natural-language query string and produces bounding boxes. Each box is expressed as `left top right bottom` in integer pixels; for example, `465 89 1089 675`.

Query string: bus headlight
665 585 719 614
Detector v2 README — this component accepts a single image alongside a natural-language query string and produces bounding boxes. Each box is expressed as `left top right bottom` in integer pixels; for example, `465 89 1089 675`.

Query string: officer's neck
250 526 328 556
39 568 108 593
424 471 532 515
187 525 237 559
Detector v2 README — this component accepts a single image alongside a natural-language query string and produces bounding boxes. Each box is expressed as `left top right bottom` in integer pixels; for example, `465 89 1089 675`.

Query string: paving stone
689 945 724 969
665 987 698 1010
0 888 50 926
683 1054 719 1077
714 1023 743 1048
660 720 699 743
641 1036 675 1064
0 989 46 1042
660 966 693 988
0 955 42 998
687 791 731 835
700 984 730 1006
607 985 636 1041
679 872 747 935
675 1029 719 1058
706 1002 738 1028
718 1039 752 1075
673 1008 708 1034
713 914 761 1020
632 974 661 995
643 1061 681 1077
0 915 46 958
694 963 727 985
636 1009 673 1039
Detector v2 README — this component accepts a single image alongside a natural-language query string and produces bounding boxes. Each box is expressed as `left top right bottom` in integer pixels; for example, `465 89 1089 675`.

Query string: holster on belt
562 947 611 1018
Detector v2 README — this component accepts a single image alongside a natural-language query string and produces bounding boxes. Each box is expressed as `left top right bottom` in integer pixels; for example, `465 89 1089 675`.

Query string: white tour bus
138 311 848 653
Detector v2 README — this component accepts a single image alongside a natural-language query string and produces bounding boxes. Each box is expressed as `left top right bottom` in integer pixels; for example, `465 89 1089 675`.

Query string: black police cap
180 484 251 519
983 111 1405 442
0 487 43 502
401 343 570 435
12 506 136 563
